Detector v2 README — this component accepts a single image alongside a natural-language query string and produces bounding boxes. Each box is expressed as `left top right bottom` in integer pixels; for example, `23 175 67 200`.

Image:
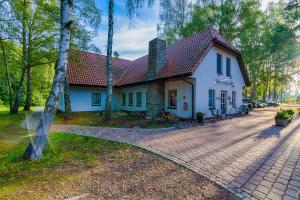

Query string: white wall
68 86 107 112
192 46 246 117
165 80 194 119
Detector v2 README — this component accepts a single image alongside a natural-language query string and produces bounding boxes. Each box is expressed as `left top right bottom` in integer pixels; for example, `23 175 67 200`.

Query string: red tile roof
68 50 130 86
68 28 250 87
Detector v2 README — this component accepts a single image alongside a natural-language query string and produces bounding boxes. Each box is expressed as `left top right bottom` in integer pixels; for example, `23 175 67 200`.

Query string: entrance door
221 91 227 115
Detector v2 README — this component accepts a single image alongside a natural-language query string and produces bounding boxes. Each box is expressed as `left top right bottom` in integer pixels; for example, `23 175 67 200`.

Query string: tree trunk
0 38 13 112
23 0 73 160
273 66 278 102
64 71 72 119
262 59 268 101
104 0 114 121
23 12 34 112
23 66 32 111
12 0 27 114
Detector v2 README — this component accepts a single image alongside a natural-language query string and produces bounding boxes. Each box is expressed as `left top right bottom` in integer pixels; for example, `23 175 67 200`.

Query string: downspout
182 79 195 120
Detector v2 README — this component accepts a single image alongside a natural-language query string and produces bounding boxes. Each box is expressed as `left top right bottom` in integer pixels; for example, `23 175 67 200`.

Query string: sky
93 0 277 60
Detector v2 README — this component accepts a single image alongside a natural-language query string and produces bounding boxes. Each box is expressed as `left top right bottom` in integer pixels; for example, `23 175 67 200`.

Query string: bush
196 112 205 118
275 109 294 120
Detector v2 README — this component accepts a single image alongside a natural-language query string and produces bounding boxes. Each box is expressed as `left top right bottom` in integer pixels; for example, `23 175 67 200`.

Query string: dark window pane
226 57 231 77
208 90 215 108
168 90 177 109
92 93 101 106
136 92 142 107
128 93 133 106
122 93 126 106
217 53 222 75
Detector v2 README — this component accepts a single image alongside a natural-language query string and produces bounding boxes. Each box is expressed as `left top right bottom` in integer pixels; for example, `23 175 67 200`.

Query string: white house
59 28 250 119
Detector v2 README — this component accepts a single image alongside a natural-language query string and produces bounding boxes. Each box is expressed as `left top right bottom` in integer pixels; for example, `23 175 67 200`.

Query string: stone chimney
147 38 167 80
146 38 167 119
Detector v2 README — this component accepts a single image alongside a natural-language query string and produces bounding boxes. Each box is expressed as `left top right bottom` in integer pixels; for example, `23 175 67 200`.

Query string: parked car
255 101 266 108
267 101 279 107
242 98 254 110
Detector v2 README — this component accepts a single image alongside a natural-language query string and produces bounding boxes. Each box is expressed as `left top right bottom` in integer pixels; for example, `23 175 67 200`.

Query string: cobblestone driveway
52 107 300 200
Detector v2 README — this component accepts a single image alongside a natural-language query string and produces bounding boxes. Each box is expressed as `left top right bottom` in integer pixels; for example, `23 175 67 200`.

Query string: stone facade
146 81 165 118
146 38 167 118
147 38 167 80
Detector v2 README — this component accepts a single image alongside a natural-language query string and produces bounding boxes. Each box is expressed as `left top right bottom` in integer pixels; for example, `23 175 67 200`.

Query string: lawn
0 106 238 199
54 110 178 128
0 106 132 197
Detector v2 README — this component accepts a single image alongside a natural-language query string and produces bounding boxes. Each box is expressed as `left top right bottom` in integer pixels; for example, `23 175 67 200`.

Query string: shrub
196 112 205 118
275 109 294 120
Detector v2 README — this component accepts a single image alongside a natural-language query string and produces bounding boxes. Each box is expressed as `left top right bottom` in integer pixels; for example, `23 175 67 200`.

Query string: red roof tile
68 50 130 86
68 28 250 87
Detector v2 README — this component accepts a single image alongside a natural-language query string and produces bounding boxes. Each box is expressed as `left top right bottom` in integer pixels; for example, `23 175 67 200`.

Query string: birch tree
104 0 114 121
23 0 73 159
104 0 155 121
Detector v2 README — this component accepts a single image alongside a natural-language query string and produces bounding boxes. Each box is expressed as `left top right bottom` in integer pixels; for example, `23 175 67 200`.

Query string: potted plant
275 109 294 127
196 112 205 124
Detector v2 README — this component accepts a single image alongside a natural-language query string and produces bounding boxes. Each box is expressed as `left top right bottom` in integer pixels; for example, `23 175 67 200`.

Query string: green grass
54 111 177 129
0 106 134 196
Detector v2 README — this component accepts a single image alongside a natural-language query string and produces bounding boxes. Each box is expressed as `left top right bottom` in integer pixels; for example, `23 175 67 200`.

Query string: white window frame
217 53 223 75
168 89 177 109
232 91 236 107
208 89 215 109
91 92 101 106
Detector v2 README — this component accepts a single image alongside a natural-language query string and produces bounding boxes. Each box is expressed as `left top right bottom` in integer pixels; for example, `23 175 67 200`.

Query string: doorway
221 91 227 115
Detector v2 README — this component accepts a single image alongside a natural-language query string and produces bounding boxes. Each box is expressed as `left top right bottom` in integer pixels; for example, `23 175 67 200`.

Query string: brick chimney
147 38 167 80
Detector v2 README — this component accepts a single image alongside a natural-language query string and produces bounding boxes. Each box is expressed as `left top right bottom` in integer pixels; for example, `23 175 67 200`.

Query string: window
168 90 177 109
232 91 236 107
122 93 126 106
136 92 142 107
208 89 215 109
217 53 223 75
128 92 133 106
91 93 101 106
226 57 231 77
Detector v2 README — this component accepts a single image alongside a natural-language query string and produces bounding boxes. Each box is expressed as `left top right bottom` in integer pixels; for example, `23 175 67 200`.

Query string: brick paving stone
260 180 273 188
256 185 271 195
271 187 285 196
266 191 283 200
253 190 266 199
283 195 298 200
276 178 289 185
290 180 300 188
51 108 300 200
285 188 300 199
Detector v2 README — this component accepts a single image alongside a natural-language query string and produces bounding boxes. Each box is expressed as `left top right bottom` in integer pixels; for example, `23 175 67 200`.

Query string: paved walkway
51 108 300 200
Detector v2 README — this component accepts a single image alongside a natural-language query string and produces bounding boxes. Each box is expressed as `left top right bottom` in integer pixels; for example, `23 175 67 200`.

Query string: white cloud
94 18 158 60
93 1 160 60
94 0 279 60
